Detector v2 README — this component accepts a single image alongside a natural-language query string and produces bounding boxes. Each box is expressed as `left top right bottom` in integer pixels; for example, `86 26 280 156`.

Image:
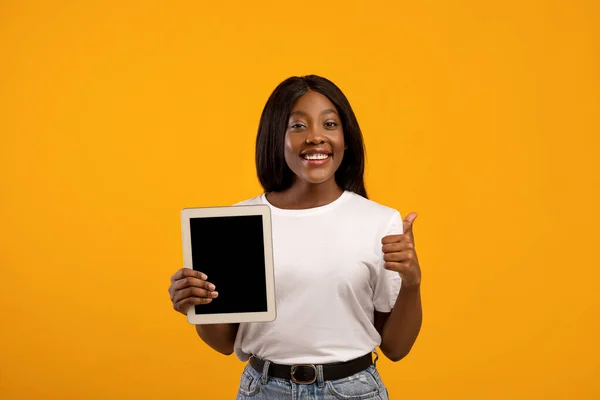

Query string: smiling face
283 90 346 189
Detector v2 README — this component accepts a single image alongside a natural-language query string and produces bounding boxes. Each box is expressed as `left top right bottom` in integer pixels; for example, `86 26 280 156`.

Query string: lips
302 153 330 161
300 148 332 166
300 148 332 160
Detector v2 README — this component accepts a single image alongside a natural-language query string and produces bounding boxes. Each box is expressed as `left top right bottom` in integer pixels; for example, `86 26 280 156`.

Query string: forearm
195 323 240 355
380 284 422 361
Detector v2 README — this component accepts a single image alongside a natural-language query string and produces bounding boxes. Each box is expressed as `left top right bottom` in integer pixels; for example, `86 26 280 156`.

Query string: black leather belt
249 353 373 384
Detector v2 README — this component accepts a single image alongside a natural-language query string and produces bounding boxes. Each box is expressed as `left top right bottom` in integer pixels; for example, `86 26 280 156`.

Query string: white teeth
303 153 329 160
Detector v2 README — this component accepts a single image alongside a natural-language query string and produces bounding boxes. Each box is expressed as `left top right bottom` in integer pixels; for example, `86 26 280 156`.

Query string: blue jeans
236 355 390 400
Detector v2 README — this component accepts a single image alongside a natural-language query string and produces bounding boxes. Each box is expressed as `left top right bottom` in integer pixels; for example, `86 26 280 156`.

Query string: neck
268 180 344 210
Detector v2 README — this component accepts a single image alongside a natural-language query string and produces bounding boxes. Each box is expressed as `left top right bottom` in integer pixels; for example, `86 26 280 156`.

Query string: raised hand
381 212 421 288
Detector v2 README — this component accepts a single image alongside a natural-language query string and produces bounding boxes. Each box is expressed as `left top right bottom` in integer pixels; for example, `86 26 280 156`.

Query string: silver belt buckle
290 364 317 384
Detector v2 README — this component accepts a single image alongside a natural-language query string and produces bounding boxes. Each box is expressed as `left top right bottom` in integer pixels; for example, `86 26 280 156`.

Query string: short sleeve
373 210 403 312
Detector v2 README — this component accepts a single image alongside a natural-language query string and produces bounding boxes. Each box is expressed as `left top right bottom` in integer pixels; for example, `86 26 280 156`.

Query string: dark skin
168 90 422 360
379 212 422 361
267 90 347 209
168 268 238 355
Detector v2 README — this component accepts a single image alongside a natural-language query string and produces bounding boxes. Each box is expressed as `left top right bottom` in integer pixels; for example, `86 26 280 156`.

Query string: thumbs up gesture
381 212 421 288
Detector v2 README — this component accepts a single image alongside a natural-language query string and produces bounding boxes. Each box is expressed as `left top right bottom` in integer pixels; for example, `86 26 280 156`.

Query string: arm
169 268 240 355
195 323 240 355
375 284 422 361
378 211 423 362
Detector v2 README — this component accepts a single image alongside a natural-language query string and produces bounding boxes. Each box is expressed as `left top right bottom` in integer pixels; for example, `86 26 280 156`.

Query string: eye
289 123 306 130
324 121 338 128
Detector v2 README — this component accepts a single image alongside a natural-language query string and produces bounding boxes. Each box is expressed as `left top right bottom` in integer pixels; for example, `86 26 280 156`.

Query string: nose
304 126 326 145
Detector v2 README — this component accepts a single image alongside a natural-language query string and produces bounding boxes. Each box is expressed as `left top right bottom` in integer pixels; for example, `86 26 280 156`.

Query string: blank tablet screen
189 215 268 315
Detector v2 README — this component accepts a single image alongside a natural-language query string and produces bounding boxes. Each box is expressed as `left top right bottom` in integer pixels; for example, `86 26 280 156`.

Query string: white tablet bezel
180 204 276 325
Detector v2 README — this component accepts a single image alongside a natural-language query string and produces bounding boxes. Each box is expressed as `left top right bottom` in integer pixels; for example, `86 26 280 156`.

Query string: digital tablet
180 205 276 325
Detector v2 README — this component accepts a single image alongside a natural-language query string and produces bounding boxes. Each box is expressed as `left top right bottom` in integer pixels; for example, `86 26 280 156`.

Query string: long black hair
255 75 368 198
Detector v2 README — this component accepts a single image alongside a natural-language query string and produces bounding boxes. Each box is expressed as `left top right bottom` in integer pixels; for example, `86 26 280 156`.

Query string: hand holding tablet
175 205 277 325
169 268 219 312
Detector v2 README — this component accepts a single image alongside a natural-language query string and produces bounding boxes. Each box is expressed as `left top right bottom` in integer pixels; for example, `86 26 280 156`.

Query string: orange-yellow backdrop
1 1 599 399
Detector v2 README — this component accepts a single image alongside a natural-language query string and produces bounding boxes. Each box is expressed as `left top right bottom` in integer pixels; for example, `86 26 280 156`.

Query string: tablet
180 205 276 325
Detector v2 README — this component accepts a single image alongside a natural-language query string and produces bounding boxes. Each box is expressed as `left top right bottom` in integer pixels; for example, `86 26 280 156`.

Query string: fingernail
212 291 219 297
200 273 208 280
209 284 216 290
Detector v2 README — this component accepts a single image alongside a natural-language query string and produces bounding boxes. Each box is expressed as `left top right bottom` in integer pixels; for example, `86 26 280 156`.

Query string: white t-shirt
233 190 403 364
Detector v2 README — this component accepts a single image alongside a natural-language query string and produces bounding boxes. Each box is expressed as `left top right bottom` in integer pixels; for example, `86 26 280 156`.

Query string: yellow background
1 0 599 399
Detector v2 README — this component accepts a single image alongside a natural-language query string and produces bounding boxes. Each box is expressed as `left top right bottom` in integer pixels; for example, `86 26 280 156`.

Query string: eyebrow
289 109 339 118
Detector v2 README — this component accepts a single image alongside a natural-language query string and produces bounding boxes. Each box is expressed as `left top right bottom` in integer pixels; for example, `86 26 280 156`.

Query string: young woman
168 75 423 399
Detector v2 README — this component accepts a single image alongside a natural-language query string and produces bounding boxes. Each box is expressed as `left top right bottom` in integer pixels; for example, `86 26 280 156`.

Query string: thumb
403 212 418 236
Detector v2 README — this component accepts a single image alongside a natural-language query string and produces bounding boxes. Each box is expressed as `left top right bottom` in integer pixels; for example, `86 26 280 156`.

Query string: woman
168 75 423 399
